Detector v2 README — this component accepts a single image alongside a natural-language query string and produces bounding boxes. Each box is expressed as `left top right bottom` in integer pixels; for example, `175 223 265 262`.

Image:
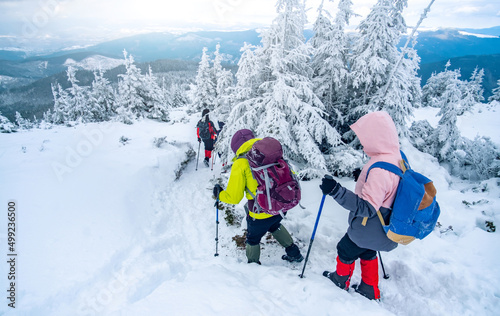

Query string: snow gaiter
246 244 261 264
271 224 293 248
334 256 355 289
356 257 381 300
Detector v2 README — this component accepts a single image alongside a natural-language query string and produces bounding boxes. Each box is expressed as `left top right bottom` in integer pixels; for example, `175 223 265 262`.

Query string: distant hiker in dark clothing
212 129 303 265
217 121 225 135
216 121 226 160
196 108 217 167
321 111 401 301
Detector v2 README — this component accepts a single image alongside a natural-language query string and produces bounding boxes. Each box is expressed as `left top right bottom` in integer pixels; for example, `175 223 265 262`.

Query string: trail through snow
1 107 499 315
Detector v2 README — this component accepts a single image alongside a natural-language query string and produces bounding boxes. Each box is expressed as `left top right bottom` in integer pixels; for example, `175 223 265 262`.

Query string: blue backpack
365 151 440 245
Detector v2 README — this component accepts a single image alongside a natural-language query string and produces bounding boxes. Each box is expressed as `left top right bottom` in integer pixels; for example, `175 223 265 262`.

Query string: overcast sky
1 0 499 46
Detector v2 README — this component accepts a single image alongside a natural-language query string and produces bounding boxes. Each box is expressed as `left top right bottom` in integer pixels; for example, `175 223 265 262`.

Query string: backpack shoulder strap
365 161 403 181
362 158 404 227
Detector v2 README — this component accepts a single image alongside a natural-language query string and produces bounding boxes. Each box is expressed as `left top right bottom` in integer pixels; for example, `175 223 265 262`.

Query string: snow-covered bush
15 112 34 130
489 79 500 103
409 119 434 153
448 136 500 181
325 146 365 177
0 112 15 133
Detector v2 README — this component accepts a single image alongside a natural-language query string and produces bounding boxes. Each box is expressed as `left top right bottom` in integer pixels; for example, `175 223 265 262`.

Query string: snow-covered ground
0 106 499 315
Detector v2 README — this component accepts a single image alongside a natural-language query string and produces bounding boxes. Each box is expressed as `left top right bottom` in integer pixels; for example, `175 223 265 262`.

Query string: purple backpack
245 137 301 216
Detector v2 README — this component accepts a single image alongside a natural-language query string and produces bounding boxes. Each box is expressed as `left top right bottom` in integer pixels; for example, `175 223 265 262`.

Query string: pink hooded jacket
331 111 401 251
351 111 401 212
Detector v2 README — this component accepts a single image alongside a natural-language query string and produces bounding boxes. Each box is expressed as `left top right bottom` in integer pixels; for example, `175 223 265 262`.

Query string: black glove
320 175 340 196
353 168 362 182
213 184 223 199
198 137 201 143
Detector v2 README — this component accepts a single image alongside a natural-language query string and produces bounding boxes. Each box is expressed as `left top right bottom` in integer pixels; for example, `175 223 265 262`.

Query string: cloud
0 0 499 47
454 6 481 14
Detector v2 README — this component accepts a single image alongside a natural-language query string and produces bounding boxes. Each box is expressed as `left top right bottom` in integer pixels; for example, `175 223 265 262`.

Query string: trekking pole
214 198 220 257
378 251 390 279
211 153 216 171
300 180 330 278
195 142 201 171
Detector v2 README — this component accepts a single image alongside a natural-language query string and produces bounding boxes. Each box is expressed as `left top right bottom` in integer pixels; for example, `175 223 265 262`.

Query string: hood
231 129 255 154
350 111 400 157
233 138 261 161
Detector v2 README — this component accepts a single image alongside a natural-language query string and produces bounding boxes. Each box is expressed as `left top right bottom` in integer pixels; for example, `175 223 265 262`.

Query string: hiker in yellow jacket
213 129 303 264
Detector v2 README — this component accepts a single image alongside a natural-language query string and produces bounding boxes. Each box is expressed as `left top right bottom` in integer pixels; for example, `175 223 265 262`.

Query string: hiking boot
282 254 304 263
282 243 303 262
203 158 209 167
323 271 350 290
323 256 355 290
353 281 380 301
353 258 381 300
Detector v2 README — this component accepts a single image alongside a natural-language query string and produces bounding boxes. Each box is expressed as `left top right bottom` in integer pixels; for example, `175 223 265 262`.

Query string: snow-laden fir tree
66 66 93 122
488 79 500 103
218 0 342 177
49 83 72 124
192 47 216 112
213 43 234 122
310 0 353 132
422 61 461 108
142 65 171 122
232 43 264 102
115 50 146 124
349 0 400 117
462 67 485 109
170 83 189 108
349 0 421 137
429 70 463 162
89 68 115 122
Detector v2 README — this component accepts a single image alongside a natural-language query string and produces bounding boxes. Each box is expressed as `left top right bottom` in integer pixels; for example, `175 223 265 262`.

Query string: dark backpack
365 151 440 245
197 120 213 139
245 137 301 216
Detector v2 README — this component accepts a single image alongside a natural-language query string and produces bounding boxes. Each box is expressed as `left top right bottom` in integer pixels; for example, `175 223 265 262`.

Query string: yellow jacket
218 138 273 219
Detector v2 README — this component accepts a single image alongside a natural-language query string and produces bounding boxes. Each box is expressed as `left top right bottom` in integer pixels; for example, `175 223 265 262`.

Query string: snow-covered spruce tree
232 43 265 103
115 50 147 124
0 112 15 133
48 83 72 124
170 83 189 108
462 67 485 109
192 47 216 112
422 61 461 108
310 0 353 132
66 66 93 122
213 43 234 122
428 71 463 162
142 65 171 122
89 68 116 122
349 0 420 137
218 0 342 178
488 79 500 103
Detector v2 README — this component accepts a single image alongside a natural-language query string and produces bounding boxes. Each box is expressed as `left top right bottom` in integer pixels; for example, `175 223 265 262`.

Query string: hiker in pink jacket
320 111 401 300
